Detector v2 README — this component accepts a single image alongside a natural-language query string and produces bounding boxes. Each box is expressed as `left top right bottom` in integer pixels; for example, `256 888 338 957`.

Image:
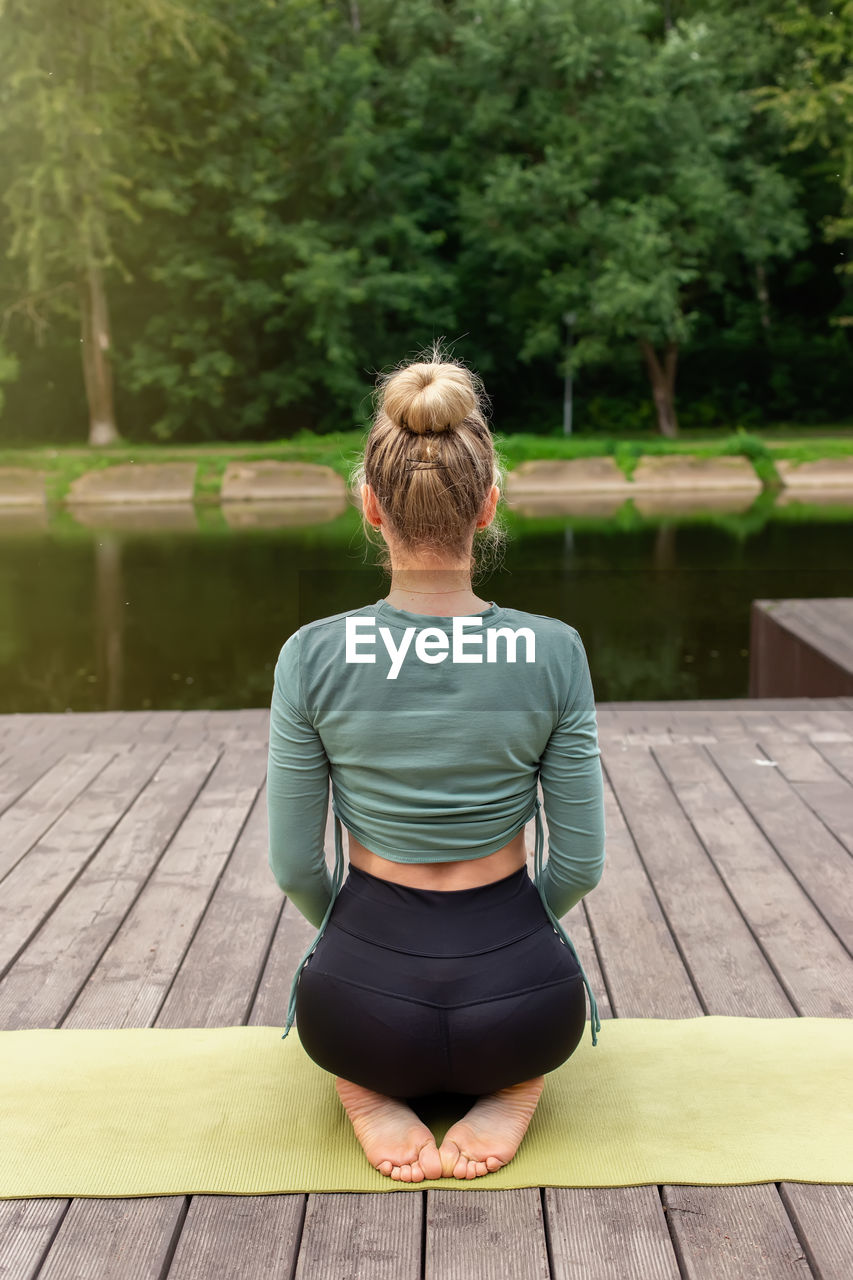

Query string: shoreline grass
1 426 852 505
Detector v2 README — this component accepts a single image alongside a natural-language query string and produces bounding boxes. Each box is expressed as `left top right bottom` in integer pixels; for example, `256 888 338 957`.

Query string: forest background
0 0 851 448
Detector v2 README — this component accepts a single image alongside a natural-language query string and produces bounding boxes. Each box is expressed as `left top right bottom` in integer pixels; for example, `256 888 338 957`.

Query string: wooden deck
1 697 852 1280
750 598 853 698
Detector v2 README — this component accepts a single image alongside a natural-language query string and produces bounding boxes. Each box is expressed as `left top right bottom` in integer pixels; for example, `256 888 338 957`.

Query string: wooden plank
545 1187 680 1280
504 762 686 1274
777 707 853 738
797 600 853 668
35 1200 186 1280
164 711 213 746
137 710 183 739
248 787 338 1028
779 1184 853 1280
244 897 316 1029
650 739 853 1276
653 743 853 1016
695 715 755 741
798 706 853 733
294 1193 421 1280
0 745 221 1029
806 739 853 799
0 752 114 880
91 711 155 744
582 772 701 1018
766 737 853 784
0 743 171 976
590 744 819 1280
735 709 788 736
63 746 266 1030
601 746 792 1016
152 781 306 1280
0 1200 67 1280
426 1188 550 1280
166 1197 303 1280
707 739 853 949
662 1185 809 1280
156 788 284 1029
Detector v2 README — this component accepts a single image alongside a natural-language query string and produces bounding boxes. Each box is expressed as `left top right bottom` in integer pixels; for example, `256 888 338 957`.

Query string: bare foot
438 1076 545 1180
335 1078 443 1182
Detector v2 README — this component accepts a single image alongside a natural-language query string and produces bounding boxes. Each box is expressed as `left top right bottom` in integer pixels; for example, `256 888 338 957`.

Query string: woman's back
267 596 605 924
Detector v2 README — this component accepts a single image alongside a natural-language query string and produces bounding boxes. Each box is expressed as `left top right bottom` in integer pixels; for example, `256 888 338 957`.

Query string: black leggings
294 863 587 1098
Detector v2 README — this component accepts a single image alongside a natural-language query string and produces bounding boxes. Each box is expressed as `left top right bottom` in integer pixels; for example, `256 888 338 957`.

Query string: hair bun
382 361 478 435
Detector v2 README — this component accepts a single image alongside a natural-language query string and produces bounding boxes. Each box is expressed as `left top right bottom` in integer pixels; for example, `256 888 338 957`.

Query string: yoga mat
1 1017 851 1197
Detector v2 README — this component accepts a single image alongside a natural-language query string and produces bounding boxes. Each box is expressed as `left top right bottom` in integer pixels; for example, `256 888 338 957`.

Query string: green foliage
454 3 807 379
0 0 212 297
752 1 853 279
720 429 773 461
0 0 850 442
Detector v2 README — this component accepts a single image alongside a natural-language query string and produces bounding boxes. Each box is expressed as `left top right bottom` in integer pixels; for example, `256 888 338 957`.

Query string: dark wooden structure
750 599 853 698
1 698 852 1279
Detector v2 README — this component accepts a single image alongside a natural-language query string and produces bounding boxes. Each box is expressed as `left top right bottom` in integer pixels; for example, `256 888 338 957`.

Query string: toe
486 1155 503 1172
475 1161 488 1177
439 1140 461 1179
377 1160 393 1177
419 1142 443 1181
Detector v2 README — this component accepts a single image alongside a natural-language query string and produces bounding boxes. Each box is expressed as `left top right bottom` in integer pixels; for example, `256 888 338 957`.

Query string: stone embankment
1 455 853 517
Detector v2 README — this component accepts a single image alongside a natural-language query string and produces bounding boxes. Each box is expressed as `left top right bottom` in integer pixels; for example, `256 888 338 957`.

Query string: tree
0 0 212 444
453 2 806 435
752 1 853 317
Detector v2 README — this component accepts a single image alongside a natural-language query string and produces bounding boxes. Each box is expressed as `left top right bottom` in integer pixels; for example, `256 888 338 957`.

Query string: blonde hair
350 340 508 578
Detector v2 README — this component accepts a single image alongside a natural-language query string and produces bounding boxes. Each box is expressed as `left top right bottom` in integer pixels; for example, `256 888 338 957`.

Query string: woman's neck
384 569 488 615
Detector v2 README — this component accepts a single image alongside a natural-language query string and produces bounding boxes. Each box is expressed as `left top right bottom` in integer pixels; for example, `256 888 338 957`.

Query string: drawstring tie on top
281 801 345 1040
531 794 601 1047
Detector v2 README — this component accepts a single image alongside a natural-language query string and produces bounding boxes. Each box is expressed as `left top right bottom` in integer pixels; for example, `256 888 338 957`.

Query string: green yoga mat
1 1017 851 1197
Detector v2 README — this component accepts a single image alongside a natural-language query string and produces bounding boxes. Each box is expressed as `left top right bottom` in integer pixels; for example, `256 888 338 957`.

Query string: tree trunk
640 339 679 438
755 262 771 333
80 262 119 446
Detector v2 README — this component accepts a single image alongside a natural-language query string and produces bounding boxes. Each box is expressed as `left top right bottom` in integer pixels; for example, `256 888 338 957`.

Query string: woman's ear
476 483 500 529
361 483 382 528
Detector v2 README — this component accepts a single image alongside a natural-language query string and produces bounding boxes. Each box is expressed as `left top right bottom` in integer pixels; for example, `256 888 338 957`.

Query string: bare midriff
345 827 528 890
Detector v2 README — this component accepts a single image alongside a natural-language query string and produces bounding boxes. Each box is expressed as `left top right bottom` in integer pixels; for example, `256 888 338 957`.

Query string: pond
1 497 852 713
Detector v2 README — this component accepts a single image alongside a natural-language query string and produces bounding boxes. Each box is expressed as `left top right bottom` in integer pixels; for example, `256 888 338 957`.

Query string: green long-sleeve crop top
267 598 606 1044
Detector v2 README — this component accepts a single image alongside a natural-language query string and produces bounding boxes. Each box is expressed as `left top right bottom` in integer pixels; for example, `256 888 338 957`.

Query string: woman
267 344 606 1182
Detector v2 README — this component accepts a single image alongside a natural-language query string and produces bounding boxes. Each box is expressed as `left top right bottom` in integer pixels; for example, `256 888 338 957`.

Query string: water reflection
1 493 852 713
71 503 199 533
95 534 124 709
221 497 348 529
510 490 757 518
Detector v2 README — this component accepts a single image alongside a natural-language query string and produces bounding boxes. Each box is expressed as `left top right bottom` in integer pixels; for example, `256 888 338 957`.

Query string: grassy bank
1 426 852 504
